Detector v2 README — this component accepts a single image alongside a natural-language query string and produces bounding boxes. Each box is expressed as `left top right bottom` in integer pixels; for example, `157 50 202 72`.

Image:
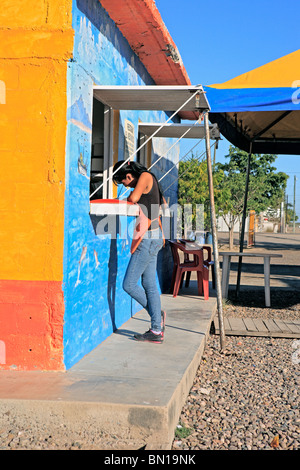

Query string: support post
236 142 252 298
264 256 271 307
204 113 226 351
293 175 296 233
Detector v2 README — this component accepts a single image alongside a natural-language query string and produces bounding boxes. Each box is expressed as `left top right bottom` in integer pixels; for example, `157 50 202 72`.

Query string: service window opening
90 98 104 200
90 97 114 200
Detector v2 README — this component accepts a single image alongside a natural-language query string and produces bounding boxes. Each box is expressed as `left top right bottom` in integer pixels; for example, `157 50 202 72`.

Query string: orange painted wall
0 280 64 370
0 0 73 370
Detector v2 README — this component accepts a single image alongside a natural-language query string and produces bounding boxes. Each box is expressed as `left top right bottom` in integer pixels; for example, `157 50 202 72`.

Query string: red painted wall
0 281 64 370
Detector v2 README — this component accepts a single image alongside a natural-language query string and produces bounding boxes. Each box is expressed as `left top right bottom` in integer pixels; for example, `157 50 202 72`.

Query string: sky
155 0 300 218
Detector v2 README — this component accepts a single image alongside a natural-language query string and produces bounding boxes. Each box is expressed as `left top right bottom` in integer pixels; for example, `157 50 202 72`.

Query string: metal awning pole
148 120 200 171
162 142 214 193
236 141 253 298
158 138 204 183
204 113 226 351
120 127 202 199
89 89 202 199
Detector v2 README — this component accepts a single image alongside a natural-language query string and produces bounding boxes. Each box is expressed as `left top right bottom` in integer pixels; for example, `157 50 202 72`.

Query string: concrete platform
0 282 217 450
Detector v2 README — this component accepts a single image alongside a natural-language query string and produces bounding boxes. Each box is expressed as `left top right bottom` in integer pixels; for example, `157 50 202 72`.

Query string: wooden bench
219 252 283 307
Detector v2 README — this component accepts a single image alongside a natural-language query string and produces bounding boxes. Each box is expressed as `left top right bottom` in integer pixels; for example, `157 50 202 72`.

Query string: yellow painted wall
0 1 74 281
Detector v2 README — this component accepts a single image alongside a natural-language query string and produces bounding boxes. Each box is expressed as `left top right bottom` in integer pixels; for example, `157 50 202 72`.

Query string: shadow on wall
76 0 148 77
90 214 123 332
157 241 173 293
107 236 118 331
90 211 174 331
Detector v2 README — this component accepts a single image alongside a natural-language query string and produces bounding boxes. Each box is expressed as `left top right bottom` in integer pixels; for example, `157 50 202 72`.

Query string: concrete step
0 283 217 450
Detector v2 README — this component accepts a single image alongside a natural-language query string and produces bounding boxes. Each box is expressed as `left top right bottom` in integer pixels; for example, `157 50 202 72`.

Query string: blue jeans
123 234 163 332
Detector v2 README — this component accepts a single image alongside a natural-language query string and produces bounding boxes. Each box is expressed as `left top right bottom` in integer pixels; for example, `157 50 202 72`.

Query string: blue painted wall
63 0 179 369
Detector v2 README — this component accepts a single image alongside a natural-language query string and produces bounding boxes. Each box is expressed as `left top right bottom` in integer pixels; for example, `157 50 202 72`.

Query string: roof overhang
138 122 220 140
93 85 209 117
99 0 191 87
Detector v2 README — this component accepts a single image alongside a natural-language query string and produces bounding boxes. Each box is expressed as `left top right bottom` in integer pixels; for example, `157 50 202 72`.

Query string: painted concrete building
0 0 194 370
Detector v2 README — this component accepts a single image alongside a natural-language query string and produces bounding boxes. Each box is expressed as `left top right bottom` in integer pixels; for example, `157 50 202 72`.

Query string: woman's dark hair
112 160 147 184
113 160 164 204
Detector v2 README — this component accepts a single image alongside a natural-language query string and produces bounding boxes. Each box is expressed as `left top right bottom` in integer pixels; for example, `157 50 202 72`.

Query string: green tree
215 146 288 248
178 155 222 234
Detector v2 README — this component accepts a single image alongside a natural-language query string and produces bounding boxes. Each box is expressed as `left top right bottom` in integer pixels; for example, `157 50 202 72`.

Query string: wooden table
219 252 283 307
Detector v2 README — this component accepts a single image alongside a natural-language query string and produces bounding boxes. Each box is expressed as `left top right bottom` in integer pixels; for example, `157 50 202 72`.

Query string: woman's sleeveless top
138 174 160 230
130 173 163 254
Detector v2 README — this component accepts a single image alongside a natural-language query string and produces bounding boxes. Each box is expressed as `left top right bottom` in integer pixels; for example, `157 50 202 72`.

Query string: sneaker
134 329 163 343
161 310 166 337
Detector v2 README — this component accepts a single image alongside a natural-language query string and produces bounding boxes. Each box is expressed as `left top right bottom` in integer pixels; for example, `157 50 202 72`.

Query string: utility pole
293 175 296 233
280 200 285 233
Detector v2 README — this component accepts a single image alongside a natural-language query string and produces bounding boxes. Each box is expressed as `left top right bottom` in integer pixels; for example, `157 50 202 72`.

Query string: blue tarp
202 50 300 155
204 86 297 113
203 85 300 155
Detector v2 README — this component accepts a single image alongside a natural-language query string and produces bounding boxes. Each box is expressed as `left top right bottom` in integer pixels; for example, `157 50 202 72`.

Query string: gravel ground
172 289 300 451
0 288 298 451
223 289 300 320
0 418 130 450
